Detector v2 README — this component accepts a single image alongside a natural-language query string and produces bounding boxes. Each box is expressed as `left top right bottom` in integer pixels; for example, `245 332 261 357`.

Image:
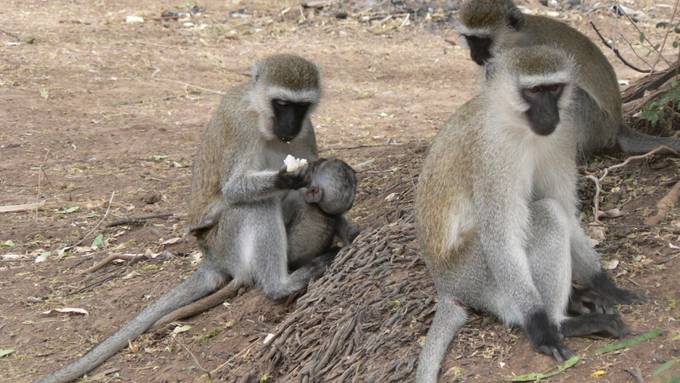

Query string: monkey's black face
271 99 311 142
521 84 565 136
464 35 493 66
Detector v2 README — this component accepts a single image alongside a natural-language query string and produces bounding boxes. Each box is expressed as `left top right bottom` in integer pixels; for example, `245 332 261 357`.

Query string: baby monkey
190 157 359 268
283 157 359 269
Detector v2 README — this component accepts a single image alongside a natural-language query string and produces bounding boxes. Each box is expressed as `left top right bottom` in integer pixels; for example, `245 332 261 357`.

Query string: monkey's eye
546 84 564 95
274 99 289 106
522 86 542 98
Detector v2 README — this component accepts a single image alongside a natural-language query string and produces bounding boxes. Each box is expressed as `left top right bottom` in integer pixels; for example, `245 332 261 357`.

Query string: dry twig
70 191 115 248
173 337 211 378
645 180 680 225
0 201 45 213
590 22 650 73
586 146 679 222
81 253 148 274
105 213 173 228
651 0 680 72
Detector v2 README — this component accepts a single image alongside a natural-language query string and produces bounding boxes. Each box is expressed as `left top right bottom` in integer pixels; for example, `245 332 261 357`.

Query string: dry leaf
602 259 619 270
161 237 182 246
591 369 606 378
172 324 192 335
597 208 623 219
42 307 89 316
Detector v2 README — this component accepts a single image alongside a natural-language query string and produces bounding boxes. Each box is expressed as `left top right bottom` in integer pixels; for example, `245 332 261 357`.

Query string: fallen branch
590 22 651 73
645 180 680 225
69 191 115 248
153 281 241 329
587 146 678 223
0 201 45 213
105 213 173 228
81 253 148 274
622 61 680 104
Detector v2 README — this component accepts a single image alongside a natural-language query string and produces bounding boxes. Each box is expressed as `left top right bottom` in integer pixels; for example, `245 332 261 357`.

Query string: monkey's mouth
278 136 295 143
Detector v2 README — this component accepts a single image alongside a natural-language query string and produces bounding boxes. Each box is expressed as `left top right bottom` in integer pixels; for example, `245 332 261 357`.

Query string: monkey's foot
561 313 630 338
572 273 645 314
525 311 574 362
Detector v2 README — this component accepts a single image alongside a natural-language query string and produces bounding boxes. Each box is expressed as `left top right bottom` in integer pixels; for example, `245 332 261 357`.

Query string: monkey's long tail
35 264 226 383
415 296 468 383
617 124 680 155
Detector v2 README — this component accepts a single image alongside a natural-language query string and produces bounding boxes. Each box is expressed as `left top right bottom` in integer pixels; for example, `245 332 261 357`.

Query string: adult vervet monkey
455 0 680 158
37 54 331 383
415 46 633 382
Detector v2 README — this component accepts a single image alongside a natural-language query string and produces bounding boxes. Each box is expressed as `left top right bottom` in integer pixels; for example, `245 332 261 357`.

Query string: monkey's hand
525 311 574 362
569 285 644 315
275 165 310 190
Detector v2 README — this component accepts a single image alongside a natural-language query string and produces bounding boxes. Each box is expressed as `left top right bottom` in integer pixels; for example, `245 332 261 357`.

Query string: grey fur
457 0 680 159
283 158 359 268
36 55 333 383
415 47 631 382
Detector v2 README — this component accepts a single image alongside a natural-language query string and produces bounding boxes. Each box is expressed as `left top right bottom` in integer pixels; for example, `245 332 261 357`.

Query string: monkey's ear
484 63 496 81
251 62 262 83
508 9 524 30
303 186 323 204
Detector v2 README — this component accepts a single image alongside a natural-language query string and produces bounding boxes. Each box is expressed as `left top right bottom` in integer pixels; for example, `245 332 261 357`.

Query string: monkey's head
485 46 576 137
249 54 321 143
302 158 357 216
456 0 525 65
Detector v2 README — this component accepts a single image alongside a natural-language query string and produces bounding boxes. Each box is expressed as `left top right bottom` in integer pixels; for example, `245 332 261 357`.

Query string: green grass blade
592 329 663 356
654 358 679 376
510 356 580 382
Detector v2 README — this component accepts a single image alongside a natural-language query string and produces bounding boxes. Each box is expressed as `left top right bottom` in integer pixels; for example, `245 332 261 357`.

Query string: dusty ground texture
1 0 679 382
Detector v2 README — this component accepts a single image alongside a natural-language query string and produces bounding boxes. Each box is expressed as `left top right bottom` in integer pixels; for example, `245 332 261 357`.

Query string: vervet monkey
283 157 359 269
415 46 633 382
37 54 331 383
455 0 680 158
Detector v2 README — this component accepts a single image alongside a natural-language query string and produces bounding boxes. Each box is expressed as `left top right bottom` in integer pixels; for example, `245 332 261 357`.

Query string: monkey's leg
253 213 333 301
569 223 643 313
560 313 630 338
415 296 468 383
187 198 224 237
617 124 680 155
523 199 574 361
36 262 226 383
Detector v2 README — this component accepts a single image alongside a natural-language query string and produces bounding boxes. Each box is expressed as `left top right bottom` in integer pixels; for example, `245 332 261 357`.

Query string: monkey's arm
335 215 359 246
281 191 306 225
223 166 307 204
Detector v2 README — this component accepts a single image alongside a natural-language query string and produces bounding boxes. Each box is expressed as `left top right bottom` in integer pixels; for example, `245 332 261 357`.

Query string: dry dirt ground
1 0 679 382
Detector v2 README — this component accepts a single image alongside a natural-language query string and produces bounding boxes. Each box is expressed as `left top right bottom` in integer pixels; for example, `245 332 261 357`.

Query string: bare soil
1 1 679 382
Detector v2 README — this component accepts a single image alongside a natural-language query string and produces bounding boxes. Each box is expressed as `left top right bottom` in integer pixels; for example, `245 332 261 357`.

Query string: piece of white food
284 155 308 172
